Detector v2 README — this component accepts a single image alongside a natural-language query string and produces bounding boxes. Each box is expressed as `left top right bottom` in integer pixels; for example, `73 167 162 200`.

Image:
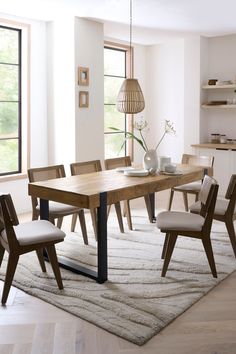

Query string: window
0 25 21 176
104 43 133 158
0 20 29 179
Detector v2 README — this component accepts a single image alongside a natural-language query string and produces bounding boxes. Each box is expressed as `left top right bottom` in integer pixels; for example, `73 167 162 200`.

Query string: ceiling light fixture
116 0 145 114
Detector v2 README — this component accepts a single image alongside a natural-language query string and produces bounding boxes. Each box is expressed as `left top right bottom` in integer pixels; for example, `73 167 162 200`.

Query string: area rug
0 209 236 346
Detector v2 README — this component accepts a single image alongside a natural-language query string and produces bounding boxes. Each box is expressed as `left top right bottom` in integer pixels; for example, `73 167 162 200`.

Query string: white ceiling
1 0 236 45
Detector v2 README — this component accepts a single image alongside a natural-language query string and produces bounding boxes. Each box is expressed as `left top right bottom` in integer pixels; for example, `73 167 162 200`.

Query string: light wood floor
0 190 236 354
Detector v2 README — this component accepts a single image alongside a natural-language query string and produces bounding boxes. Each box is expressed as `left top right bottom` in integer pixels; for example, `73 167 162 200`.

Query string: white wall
132 44 147 165
184 36 201 151
0 14 47 213
145 40 184 163
74 18 104 163
47 18 76 171
199 36 209 143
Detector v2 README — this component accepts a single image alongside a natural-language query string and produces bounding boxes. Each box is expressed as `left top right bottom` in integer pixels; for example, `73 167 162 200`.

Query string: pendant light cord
129 0 132 77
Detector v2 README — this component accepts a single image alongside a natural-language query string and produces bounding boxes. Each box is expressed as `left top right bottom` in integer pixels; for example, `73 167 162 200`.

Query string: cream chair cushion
156 211 205 231
190 197 235 216
36 201 80 216
173 181 201 192
1 220 65 246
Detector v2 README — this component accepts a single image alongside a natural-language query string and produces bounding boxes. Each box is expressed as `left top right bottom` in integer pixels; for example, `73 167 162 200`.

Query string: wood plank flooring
0 190 236 354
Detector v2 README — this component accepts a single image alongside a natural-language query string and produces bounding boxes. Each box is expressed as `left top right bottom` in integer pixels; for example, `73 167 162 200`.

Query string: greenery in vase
109 119 176 152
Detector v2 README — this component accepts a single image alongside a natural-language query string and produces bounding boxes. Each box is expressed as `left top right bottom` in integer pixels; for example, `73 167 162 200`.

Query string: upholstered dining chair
157 175 219 277
168 154 214 211
104 156 153 230
0 193 65 304
70 160 124 238
190 174 236 257
28 165 88 245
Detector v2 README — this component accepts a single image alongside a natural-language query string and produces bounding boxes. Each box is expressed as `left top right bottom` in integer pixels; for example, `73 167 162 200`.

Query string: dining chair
168 154 214 211
190 174 236 257
104 156 153 230
28 165 88 245
157 175 219 277
70 160 124 238
0 193 65 304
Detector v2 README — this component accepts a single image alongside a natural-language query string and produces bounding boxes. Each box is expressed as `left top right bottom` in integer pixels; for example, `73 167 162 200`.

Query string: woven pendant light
116 78 145 114
116 0 145 114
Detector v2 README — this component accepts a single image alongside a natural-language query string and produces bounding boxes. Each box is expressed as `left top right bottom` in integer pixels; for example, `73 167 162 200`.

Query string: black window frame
104 45 128 157
0 25 22 176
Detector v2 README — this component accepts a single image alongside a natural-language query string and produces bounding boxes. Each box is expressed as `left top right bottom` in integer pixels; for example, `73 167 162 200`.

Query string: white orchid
109 119 176 152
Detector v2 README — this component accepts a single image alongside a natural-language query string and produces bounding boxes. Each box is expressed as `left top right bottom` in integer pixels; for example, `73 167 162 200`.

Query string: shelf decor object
78 67 89 86
202 84 236 89
79 91 89 108
116 0 145 114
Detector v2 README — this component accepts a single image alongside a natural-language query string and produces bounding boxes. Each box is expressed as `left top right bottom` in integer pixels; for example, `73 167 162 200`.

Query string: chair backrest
104 156 131 170
28 165 66 209
70 160 102 176
0 194 19 250
182 154 214 176
225 174 236 216
198 175 218 232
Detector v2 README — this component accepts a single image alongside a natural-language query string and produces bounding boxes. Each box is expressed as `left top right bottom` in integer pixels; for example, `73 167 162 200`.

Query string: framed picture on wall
79 91 89 108
78 67 89 86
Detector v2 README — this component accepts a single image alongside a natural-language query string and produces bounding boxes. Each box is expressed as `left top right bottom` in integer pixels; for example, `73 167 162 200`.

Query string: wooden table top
28 164 203 209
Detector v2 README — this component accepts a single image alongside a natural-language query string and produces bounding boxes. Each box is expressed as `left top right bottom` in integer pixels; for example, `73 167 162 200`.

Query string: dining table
28 164 204 284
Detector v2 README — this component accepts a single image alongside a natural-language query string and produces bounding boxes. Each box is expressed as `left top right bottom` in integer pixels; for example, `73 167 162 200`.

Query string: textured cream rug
0 209 236 345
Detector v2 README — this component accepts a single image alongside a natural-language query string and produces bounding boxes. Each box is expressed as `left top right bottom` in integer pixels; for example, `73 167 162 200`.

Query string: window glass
104 48 125 77
0 64 18 101
0 27 18 64
104 133 125 159
0 139 18 174
104 105 125 133
0 102 18 137
104 76 124 105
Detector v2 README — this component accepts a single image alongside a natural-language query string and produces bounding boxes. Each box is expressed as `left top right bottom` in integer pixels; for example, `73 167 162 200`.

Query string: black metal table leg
40 193 108 283
40 199 49 220
97 192 108 283
149 193 156 222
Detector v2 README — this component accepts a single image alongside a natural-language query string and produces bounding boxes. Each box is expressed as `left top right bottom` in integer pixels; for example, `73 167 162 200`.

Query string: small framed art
78 67 89 86
79 91 89 108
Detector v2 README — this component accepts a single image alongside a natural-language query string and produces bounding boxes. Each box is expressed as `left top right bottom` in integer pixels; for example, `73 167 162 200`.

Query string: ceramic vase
143 149 158 172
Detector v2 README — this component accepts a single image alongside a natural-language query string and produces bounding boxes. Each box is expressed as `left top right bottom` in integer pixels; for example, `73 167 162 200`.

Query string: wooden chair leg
124 200 132 230
71 214 77 232
161 233 170 259
195 192 199 202
78 210 88 245
202 236 217 278
182 192 189 211
49 217 55 225
2 254 19 304
36 248 46 272
32 210 39 221
90 208 97 241
107 205 112 218
168 189 174 211
144 195 153 223
45 245 63 289
57 217 63 229
225 219 236 258
123 201 127 217
0 243 5 267
161 233 177 277
114 202 124 233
